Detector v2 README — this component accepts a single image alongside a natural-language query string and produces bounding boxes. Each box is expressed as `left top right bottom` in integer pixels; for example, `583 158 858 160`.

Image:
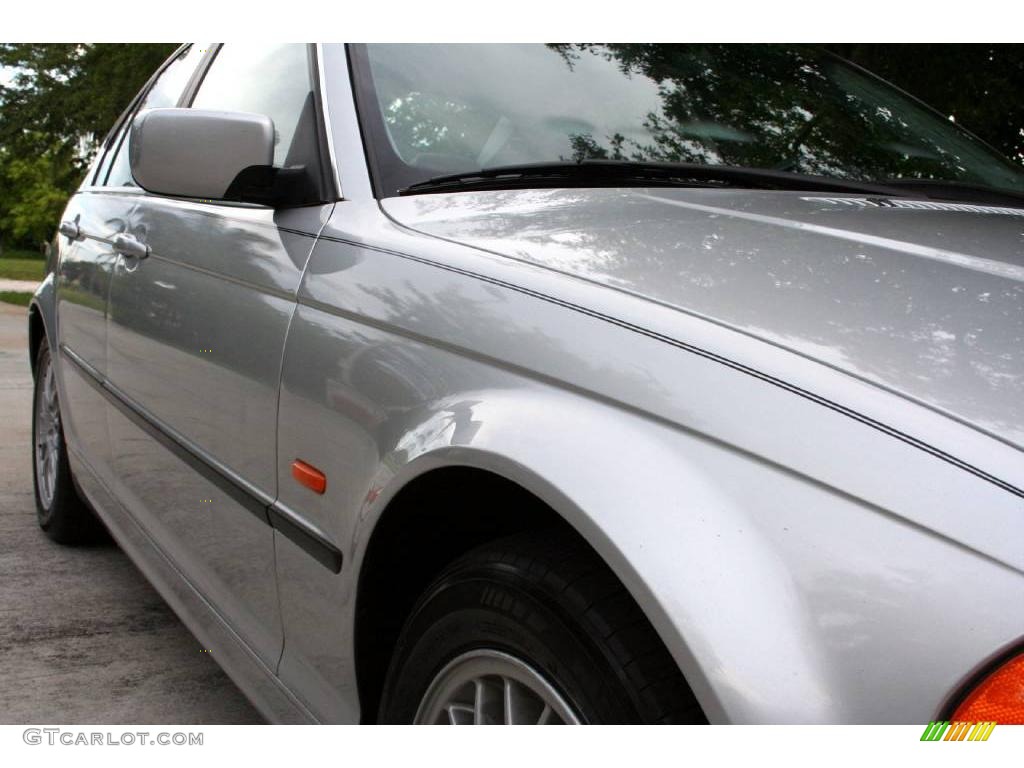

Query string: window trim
99 110 134 187
89 43 341 206
89 44 192 188
183 42 338 207
312 43 342 200
177 44 220 108
345 43 400 199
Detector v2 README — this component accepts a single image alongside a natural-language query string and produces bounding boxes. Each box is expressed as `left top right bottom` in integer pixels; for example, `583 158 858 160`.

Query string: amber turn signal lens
952 652 1024 724
291 459 326 495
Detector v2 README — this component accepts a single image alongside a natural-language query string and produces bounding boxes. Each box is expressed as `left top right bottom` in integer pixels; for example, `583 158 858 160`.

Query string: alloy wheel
34 354 61 511
414 649 581 725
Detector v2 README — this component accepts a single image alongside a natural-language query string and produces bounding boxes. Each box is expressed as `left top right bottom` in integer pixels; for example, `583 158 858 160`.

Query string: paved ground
0 279 39 292
0 302 261 723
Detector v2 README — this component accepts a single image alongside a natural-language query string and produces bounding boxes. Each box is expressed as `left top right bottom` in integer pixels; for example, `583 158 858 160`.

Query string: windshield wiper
398 160 912 197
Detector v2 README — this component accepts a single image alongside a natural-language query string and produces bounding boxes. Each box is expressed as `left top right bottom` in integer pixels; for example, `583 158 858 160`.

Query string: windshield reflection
356 44 1024 196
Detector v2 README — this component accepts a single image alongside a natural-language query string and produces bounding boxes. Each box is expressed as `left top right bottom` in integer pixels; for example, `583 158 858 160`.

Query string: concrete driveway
0 279 39 292
0 302 261 724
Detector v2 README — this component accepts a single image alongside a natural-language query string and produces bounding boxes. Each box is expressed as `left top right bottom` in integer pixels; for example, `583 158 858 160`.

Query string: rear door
102 43 334 667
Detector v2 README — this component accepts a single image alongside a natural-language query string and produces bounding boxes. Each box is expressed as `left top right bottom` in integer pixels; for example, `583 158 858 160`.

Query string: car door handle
112 233 150 260
58 220 82 240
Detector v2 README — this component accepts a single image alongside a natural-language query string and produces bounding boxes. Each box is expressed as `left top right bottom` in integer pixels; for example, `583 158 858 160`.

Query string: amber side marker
292 459 327 494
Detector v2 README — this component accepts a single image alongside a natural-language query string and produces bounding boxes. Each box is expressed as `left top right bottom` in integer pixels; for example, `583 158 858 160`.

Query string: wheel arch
346 380 848 725
351 445 715 724
27 273 56 377
28 302 44 374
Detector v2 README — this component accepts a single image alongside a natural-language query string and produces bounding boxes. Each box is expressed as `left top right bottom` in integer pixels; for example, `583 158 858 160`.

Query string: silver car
28 43 1024 725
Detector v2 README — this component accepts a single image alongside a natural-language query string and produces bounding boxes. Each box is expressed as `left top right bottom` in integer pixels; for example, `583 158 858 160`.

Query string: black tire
32 338 104 545
379 530 706 724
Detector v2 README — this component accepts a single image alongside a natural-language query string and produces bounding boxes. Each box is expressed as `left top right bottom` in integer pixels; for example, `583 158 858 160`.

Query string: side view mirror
130 108 275 204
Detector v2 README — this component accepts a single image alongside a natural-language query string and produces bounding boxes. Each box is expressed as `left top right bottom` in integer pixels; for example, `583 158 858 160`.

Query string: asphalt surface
0 302 262 723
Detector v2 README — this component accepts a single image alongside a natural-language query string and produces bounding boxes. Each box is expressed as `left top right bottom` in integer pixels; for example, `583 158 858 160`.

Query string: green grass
0 257 45 282
2 247 43 260
0 291 33 307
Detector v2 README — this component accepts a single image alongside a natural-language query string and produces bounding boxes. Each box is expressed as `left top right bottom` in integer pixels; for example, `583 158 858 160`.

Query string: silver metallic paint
267 196 1024 724
382 187 1024 456
102 193 330 668
130 108 276 199
30 44 1024 725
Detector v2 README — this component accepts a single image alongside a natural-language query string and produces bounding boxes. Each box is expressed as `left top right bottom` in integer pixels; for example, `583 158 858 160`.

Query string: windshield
351 44 1024 198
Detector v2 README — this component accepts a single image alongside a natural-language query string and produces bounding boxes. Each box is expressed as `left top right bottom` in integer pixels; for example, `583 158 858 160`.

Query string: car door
55 45 207 491
102 43 334 667
54 194 117 482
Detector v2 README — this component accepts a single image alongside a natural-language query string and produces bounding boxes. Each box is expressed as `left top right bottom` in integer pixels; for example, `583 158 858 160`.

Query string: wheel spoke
472 678 503 724
503 677 546 724
446 704 474 725
473 680 483 724
414 649 580 725
503 678 514 725
41 454 52 498
34 356 61 510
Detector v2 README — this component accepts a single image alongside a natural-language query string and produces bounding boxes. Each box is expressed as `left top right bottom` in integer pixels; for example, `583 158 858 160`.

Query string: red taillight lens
952 652 1024 724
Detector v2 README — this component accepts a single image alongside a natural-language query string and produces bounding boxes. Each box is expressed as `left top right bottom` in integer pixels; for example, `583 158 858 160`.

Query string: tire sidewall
380 565 639 724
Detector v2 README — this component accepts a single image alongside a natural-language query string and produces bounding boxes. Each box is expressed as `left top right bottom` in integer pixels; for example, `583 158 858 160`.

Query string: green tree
826 44 1024 165
0 43 177 249
0 143 78 245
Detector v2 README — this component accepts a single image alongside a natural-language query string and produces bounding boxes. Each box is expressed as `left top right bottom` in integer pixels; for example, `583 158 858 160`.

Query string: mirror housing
129 108 275 203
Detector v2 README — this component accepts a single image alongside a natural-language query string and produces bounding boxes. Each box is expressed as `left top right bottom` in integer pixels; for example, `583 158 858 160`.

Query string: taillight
951 652 1024 724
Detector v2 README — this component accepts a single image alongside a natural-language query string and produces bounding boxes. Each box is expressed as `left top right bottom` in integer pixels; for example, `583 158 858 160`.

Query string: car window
191 44 314 169
100 44 207 187
354 44 1024 197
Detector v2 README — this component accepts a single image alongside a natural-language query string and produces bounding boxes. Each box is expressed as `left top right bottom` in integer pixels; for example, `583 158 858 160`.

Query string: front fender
356 388 841 723
356 382 1024 723
276 203 1024 723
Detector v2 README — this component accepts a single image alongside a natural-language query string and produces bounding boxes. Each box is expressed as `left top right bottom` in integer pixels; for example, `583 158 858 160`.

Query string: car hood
381 188 1024 451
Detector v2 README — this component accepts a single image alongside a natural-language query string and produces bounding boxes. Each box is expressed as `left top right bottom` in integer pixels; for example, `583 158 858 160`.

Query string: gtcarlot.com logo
23 729 203 746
